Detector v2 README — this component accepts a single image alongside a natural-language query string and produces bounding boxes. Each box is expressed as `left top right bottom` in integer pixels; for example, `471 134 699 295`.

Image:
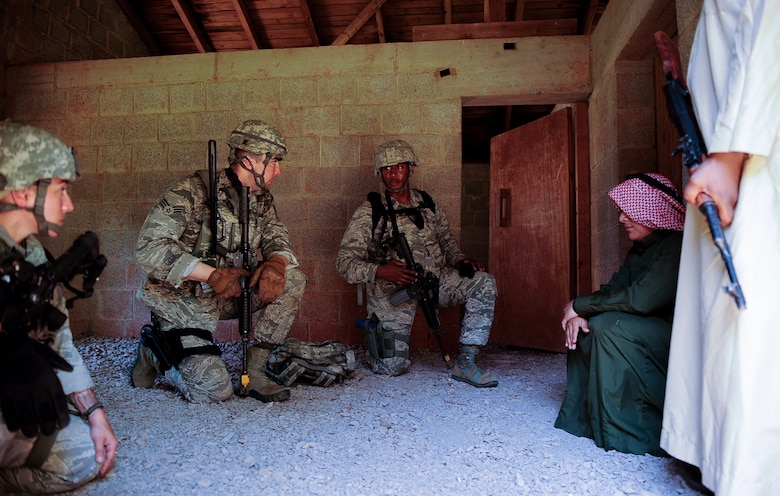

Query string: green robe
554 230 683 456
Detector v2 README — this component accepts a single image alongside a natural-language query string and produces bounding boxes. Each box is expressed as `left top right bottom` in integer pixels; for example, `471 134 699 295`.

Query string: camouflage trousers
366 267 497 376
149 268 306 403
0 412 100 494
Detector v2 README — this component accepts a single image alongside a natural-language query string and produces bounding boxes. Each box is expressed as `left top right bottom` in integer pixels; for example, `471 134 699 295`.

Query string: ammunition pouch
140 316 221 372
358 314 410 361
265 338 355 387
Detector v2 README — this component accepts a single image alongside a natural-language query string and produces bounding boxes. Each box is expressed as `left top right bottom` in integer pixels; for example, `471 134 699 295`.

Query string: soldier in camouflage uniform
132 119 306 403
0 121 118 493
336 140 498 387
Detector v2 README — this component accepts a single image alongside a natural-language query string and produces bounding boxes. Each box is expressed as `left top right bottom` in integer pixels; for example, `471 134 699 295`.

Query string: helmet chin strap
239 155 270 193
0 180 60 236
32 179 60 236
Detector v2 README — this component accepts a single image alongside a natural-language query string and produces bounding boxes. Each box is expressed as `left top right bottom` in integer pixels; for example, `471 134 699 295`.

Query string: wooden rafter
413 19 578 42
169 0 213 53
300 0 321 47
582 0 601 35
515 0 526 21
444 0 452 24
230 0 261 50
485 0 506 23
375 10 386 43
332 0 389 46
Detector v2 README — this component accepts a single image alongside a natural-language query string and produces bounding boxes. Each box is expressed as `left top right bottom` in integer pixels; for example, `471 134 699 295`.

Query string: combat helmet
0 121 81 235
227 119 288 165
373 140 418 174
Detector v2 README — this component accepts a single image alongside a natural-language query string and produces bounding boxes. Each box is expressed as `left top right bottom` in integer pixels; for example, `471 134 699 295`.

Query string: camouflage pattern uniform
0 122 102 493
337 168 497 377
135 133 306 403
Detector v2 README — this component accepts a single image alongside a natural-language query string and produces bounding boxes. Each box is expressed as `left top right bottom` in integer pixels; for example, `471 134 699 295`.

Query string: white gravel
68 337 699 496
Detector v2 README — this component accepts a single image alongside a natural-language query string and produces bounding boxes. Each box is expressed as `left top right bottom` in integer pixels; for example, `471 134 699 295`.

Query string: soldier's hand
376 260 418 286
250 255 288 302
207 267 250 299
0 334 73 437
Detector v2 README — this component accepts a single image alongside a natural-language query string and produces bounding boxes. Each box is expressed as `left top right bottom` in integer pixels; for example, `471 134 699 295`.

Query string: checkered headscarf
607 173 686 231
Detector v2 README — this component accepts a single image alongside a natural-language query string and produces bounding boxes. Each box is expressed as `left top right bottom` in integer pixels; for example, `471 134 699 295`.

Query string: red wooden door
489 108 576 352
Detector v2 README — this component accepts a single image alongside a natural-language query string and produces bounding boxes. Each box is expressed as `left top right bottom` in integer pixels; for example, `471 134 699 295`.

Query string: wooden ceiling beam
413 19 578 42
582 0 601 35
485 0 506 23
515 0 526 21
332 0 389 46
169 0 214 53
229 0 261 50
444 0 452 24
375 10 386 43
114 0 163 55
300 0 321 47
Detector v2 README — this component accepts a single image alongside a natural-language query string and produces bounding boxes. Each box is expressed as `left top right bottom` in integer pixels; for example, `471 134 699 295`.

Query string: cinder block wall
0 0 148 118
4 38 590 348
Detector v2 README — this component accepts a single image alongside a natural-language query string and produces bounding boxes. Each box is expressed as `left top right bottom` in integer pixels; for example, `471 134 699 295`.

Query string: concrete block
357 75 396 104
342 105 381 136
92 116 125 144
100 87 133 116
398 73 440 103
281 78 318 108
207 80 242 111
98 144 132 173
319 75 358 105
170 83 206 113
301 106 341 136
321 136 360 168
133 142 167 172
421 102 460 134
243 79 280 108
135 86 169 115
382 104 421 134
168 141 201 171
159 114 193 142
124 115 159 143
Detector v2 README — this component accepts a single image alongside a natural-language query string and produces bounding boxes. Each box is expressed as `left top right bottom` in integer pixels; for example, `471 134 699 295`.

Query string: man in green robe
555 173 685 456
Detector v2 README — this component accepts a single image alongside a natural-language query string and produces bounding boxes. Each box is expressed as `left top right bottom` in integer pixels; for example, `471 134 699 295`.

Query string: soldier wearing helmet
337 139 499 387
0 121 118 493
133 119 306 404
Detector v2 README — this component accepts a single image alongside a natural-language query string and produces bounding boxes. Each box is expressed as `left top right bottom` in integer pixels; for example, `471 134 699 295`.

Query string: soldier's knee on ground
174 354 233 403
371 356 411 376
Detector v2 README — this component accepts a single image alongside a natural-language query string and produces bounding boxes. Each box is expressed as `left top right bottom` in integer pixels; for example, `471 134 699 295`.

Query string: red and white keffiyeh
607 173 686 231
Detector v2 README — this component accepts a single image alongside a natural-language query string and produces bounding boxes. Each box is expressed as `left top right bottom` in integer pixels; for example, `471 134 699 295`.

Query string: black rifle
0 231 107 335
238 186 253 395
383 190 450 365
206 140 219 265
655 31 746 310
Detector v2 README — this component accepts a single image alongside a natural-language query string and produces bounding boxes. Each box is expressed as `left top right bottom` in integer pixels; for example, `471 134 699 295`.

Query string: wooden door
489 107 582 352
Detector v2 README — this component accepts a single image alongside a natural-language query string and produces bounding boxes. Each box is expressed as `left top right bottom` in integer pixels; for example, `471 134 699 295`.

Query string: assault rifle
654 31 746 310
383 190 450 365
204 139 219 267
0 231 107 335
238 185 253 395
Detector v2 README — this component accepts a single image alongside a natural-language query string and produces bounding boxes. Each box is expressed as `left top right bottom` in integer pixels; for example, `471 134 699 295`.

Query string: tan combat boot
245 345 291 402
451 345 499 388
131 339 159 388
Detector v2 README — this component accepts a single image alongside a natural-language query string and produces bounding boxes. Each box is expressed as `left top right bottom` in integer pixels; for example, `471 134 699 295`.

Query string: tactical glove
250 255 287 302
0 334 73 437
207 267 250 299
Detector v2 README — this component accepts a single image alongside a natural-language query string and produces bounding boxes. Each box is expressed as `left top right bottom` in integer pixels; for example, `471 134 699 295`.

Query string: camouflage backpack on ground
266 338 356 387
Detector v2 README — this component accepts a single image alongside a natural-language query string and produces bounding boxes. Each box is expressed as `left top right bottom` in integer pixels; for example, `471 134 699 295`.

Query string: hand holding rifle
654 31 746 310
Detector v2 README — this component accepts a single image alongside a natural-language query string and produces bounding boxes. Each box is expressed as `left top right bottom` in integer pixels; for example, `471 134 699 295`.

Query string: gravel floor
68 337 699 496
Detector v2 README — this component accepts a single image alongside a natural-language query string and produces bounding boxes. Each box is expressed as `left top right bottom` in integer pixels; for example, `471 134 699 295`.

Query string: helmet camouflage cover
373 139 418 172
0 121 80 192
227 119 288 164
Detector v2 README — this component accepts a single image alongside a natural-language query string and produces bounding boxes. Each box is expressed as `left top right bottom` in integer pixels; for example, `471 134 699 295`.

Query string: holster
140 315 221 372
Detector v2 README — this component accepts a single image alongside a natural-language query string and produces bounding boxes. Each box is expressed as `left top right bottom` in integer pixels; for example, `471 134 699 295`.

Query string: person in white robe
660 1 780 495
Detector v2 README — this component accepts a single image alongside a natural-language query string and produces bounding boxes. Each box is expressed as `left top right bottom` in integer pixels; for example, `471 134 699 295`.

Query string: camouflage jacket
0 227 93 395
135 168 298 318
336 188 465 298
